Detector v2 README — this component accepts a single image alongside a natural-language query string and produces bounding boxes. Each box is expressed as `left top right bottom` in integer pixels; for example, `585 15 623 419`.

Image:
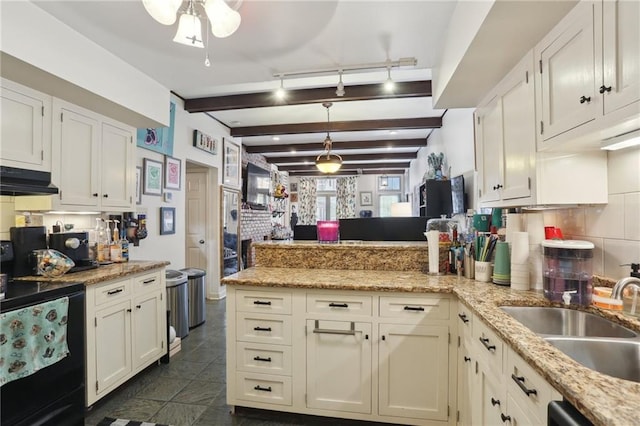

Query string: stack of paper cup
505 213 523 243
510 231 530 291
524 213 545 290
426 230 440 274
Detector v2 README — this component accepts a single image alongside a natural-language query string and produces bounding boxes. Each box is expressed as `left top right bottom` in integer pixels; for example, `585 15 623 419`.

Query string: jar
542 240 594 306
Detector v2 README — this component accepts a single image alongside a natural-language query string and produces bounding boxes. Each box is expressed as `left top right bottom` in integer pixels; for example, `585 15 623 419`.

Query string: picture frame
360 191 373 206
136 102 176 156
160 207 176 235
143 158 163 196
135 166 142 205
290 182 298 192
290 192 298 203
223 138 241 188
193 129 218 155
164 155 182 190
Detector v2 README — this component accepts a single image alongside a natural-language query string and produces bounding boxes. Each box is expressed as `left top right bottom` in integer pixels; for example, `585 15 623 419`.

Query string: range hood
0 166 59 196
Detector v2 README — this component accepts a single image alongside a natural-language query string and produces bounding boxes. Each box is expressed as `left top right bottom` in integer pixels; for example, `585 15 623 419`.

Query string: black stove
2 279 85 311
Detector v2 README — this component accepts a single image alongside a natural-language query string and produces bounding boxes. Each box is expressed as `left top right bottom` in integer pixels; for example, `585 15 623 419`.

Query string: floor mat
97 418 172 426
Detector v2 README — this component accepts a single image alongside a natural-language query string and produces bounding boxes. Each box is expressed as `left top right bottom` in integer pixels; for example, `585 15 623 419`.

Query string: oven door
1 289 85 426
548 400 593 426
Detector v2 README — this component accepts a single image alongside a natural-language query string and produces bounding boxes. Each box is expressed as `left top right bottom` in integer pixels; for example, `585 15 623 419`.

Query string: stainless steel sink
544 337 640 383
500 306 638 338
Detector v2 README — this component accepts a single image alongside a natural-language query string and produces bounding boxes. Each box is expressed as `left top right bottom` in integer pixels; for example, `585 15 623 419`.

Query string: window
379 194 401 217
317 178 337 221
378 175 401 191
317 178 337 191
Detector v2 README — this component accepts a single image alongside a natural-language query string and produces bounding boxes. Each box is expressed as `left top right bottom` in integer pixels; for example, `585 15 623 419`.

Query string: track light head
275 77 286 100
336 71 345 97
384 66 395 92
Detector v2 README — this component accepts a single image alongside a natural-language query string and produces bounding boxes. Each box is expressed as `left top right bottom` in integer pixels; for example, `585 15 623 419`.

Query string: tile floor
84 299 386 426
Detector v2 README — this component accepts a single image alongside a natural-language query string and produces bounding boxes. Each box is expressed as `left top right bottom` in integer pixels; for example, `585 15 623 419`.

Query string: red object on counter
544 226 564 239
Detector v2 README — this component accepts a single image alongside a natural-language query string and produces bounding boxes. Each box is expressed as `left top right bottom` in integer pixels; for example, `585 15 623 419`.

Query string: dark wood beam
244 138 426 154
279 162 411 172
184 81 432 113
286 169 407 176
267 152 417 164
231 117 441 137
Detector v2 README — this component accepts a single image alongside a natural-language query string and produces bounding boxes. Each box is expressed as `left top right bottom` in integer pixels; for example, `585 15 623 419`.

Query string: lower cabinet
86 268 166 406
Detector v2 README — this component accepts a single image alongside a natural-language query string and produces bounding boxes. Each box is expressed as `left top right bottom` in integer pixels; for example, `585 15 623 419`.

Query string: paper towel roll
427 230 440 274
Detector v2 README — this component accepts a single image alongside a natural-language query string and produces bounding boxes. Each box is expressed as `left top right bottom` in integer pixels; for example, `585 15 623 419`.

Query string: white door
95 300 132 395
185 170 209 270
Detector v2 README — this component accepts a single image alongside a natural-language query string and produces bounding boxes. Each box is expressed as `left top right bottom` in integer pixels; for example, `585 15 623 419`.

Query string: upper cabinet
0 78 51 171
536 0 640 149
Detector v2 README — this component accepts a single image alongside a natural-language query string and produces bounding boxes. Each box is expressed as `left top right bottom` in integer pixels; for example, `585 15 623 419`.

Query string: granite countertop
222 267 640 426
14 260 170 285
252 240 429 249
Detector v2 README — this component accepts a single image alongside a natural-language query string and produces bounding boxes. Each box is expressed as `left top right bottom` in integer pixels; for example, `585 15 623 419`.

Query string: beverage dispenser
542 240 594 306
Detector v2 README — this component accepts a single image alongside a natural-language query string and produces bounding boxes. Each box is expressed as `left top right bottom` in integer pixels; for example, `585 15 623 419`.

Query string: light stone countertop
222 266 640 426
14 260 170 285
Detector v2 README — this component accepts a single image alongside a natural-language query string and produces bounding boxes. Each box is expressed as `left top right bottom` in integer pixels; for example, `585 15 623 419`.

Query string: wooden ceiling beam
243 138 426 153
286 169 407 176
279 162 411 172
231 117 441 137
267 152 417 164
184 81 432 113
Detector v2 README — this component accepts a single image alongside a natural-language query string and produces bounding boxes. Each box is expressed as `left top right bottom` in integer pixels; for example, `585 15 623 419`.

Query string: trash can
165 269 189 339
180 267 207 329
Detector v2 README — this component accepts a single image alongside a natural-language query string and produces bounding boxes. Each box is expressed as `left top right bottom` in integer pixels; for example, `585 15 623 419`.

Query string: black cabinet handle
136 304 141 309
253 356 272 362
579 95 591 104
479 337 496 352
107 288 123 295
253 385 272 392
143 279 156 284
464 356 471 362
458 313 469 323
253 300 271 305
501 414 511 423
599 85 612 94
511 374 538 396
329 302 348 308
403 306 425 311
382 335 386 341
492 184 503 190
103 194 109 198
491 397 500 407
126 308 132 313
253 326 272 332
92 193 99 197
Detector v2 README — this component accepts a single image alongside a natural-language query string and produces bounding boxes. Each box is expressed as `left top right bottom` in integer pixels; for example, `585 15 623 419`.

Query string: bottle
110 220 122 262
120 226 129 262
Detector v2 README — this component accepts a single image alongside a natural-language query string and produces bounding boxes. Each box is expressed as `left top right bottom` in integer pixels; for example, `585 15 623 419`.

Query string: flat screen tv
243 163 271 209
451 175 466 215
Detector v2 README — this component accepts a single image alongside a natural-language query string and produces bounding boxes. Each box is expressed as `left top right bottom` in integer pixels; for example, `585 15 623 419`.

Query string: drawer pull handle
253 326 272 332
253 300 272 305
403 306 424 311
458 313 469 323
253 356 272 362
329 302 348 308
599 85 612 94
464 356 471 362
254 385 272 392
479 337 496 352
491 397 500 407
107 288 123 295
511 374 537 397
579 95 591 104
313 319 356 335
143 279 155 284
500 413 511 423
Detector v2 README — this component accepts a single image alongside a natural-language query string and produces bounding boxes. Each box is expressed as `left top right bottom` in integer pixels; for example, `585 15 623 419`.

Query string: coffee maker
49 231 98 272
9 226 47 277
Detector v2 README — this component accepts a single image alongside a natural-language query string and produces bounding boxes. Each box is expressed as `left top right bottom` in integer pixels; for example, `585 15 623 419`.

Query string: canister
542 240 594 306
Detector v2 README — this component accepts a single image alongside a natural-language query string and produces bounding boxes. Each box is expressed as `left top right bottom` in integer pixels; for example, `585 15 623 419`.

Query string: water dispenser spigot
562 290 577 306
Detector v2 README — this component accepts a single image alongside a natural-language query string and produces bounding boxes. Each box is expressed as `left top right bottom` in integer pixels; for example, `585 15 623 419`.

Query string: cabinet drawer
236 342 292 376
236 290 292 315
379 295 450 321
235 372 292 406
236 313 292 345
457 303 473 344
133 270 162 294
94 278 131 306
306 293 372 316
507 348 561 421
473 317 504 379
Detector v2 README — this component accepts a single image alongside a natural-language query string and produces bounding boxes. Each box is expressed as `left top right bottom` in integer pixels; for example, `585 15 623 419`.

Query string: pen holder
475 261 492 283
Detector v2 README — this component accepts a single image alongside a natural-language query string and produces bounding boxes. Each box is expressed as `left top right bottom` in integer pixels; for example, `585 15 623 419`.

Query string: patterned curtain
336 176 357 219
298 177 317 225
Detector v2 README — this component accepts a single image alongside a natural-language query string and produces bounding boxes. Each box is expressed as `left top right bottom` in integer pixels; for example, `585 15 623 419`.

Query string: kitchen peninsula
223 241 640 426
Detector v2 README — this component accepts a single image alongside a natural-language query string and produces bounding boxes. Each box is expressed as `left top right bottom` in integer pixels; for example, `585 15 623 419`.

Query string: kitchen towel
426 230 440 274
0 296 70 386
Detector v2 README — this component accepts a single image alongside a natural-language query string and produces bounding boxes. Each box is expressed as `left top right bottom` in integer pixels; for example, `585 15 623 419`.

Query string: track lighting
384 66 395 92
315 102 343 174
336 71 345 97
275 77 286 100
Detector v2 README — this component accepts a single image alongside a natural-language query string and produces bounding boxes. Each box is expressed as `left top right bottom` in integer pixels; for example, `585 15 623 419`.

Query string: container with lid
542 240 594 306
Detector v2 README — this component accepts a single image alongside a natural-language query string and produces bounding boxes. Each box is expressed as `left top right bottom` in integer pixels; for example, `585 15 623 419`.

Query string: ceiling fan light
173 12 205 48
315 155 343 174
142 0 182 25
204 0 241 38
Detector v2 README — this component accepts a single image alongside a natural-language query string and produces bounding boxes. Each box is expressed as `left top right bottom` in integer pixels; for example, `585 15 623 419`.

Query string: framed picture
136 102 176 156
290 182 298 192
360 191 373 206
164 155 182 190
290 192 298 203
160 207 176 235
143 158 163 196
135 166 142 204
193 129 218 155
223 138 241 188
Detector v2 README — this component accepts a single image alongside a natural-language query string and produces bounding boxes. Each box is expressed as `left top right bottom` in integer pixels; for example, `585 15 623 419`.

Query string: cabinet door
476 365 506 426
100 122 134 209
132 291 165 371
0 81 50 170
306 319 371 414
95 300 132 395
457 345 474 426
53 103 100 207
602 0 640 115
476 96 502 203
378 323 449 421
539 1 597 140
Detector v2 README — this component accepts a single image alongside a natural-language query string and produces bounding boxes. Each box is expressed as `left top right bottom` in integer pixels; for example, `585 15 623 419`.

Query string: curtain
298 177 317 225
336 176 357 219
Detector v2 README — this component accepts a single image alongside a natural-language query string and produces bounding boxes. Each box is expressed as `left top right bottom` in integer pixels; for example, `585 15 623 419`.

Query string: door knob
199 240 205 244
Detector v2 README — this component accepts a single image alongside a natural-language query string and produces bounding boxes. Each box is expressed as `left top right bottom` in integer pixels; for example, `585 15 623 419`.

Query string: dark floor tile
192 406 242 426
193 361 227 383
172 380 225 405
150 401 208 426
160 359 209 380
136 376 191 401
105 398 167 421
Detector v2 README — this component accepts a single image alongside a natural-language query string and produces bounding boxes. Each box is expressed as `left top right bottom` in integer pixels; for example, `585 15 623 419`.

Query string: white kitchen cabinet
456 344 473 426
86 268 166 406
52 98 135 211
0 78 51 171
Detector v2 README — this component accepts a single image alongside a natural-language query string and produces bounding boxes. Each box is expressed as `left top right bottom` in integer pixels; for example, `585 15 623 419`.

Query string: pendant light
173 0 204 48
315 102 342 174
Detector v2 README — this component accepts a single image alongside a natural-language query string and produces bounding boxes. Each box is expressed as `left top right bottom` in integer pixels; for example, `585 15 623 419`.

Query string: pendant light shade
173 10 205 48
143 0 182 25
315 103 342 174
204 0 241 38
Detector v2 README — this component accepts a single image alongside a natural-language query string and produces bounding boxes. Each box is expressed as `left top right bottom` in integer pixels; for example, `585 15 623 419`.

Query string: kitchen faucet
611 276 640 300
